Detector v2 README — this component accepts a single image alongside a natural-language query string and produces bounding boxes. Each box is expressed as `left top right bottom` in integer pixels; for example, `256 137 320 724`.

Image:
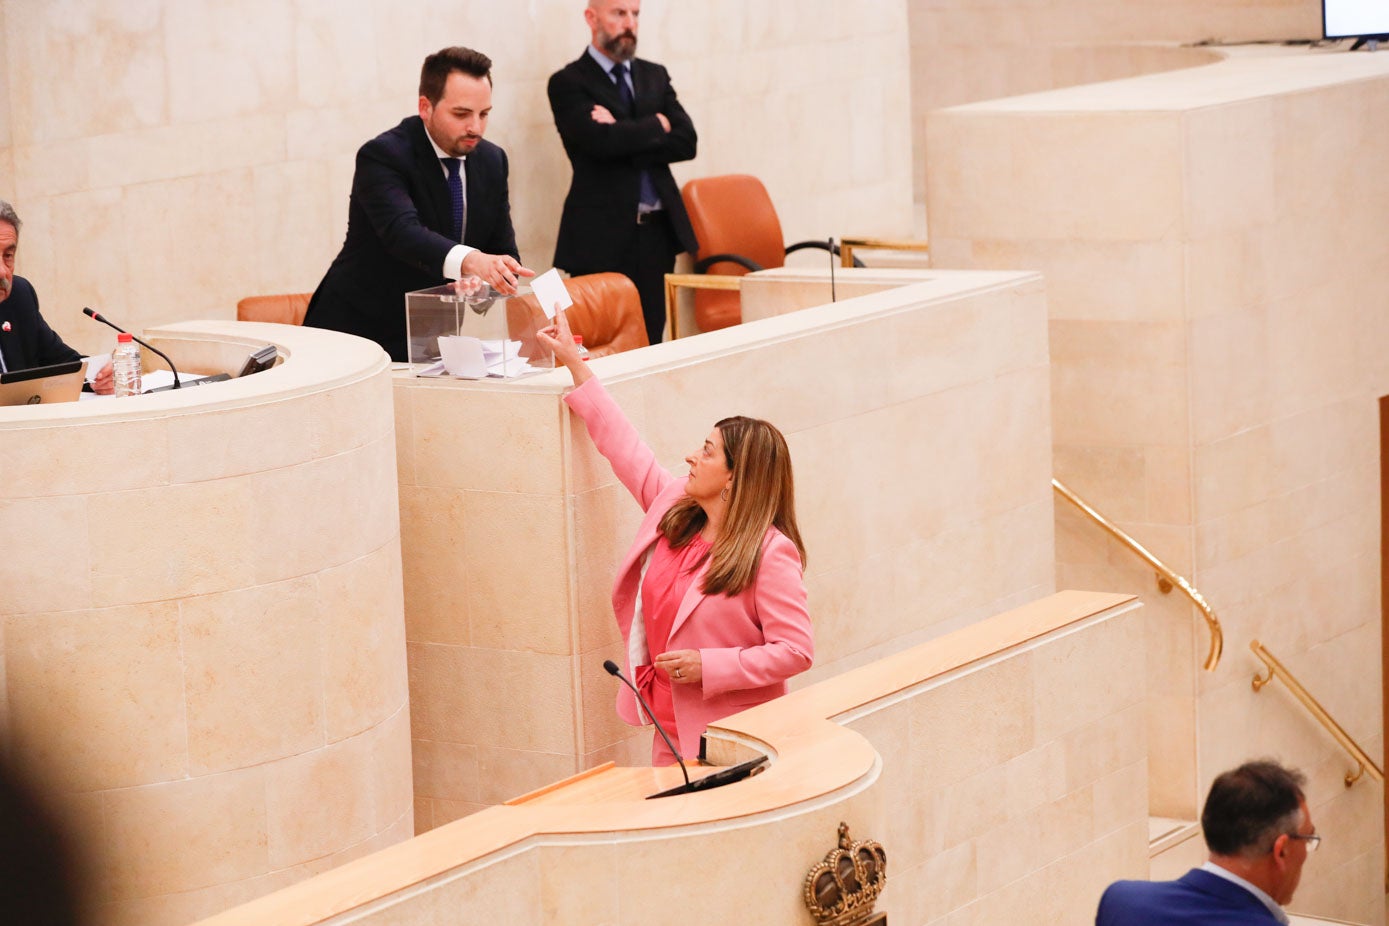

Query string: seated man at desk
0 199 113 394
303 46 532 362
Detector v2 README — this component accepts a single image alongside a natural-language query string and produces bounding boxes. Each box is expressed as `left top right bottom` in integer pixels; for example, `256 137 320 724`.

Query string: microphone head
602 659 620 676
82 307 98 318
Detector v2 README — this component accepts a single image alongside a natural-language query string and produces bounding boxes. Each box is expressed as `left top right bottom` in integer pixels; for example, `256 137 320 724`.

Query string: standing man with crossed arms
548 0 698 346
305 47 532 362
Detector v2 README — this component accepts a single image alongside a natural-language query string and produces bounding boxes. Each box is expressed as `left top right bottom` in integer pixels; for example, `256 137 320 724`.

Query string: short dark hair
419 47 492 104
1201 760 1306 858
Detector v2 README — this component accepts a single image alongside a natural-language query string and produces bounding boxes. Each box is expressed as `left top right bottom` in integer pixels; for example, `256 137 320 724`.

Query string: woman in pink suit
538 312 814 765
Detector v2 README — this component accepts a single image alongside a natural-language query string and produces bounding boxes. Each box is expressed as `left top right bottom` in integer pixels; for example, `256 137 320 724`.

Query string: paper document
530 268 572 318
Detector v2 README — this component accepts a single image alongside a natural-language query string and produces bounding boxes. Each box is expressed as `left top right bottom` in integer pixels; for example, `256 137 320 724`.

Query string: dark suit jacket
303 116 519 362
548 50 698 271
1096 869 1281 926
0 276 82 373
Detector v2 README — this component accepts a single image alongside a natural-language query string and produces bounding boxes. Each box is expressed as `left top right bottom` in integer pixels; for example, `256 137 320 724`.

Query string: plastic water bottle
112 332 143 397
572 334 590 361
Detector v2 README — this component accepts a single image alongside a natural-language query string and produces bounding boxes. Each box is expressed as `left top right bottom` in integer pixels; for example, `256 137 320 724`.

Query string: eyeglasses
1288 833 1322 852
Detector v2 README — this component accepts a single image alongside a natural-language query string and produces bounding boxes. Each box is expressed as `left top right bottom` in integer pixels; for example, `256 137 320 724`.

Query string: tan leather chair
236 293 311 326
514 272 648 358
679 174 853 333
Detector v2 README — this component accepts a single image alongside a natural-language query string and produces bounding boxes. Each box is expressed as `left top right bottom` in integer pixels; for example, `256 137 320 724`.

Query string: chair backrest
514 272 648 358
681 175 786 332
682 174 787 273
236 293 312 326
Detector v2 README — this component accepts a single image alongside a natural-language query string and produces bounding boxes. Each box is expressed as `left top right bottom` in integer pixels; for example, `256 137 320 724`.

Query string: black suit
303 116 519 362
0 276 82 374
548 49 697 343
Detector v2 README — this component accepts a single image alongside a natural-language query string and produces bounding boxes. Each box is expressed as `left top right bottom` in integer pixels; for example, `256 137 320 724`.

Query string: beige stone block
3 0 164 147
312 370 396 457
265 732 376 869
392 381 416 486
1185 226 1279 320
320 541 408 742
251 435 399 584
250 160 338 296
43 189 134 344
123 170 260 330
578 642 641 754
562 375 648 498
463 492 571 655
976 238 1185 324
573 483 639 653
535 843 620 924
409 387 563 493
1268 289 1362 421
100 767 268 902
370 848 538 923
412 737 480 803
371 707 415 835
1053 444 1148 522
1033 609 1144 743
180 576 325 774
1184 100 1277 238
911 653 1035 788
163 0 294 123
167 402 318 483
5 601 186 792
1092 759 1149 839
1144 444 1193 525
1052 358 1190 449
407 642 575 753
399 485 470 647
475 746 580 805
86 478 256 605
0 495 91 615
425 799 490 831
976 783 1095 895
1061 702 1149 796
1192 425 1273 523
931 110 1184 242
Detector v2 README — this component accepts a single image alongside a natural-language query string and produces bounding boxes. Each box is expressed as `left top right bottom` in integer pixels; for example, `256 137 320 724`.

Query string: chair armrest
785 239 865 268
664 273 743 340
694 253 763 274
837 236 930 268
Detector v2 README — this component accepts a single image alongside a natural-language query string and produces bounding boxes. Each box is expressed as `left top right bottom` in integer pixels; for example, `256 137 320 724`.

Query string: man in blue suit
304 47 532 362
1097 761 1319 925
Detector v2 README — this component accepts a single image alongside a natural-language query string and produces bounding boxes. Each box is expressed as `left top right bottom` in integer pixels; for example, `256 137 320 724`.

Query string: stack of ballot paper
417 337 545 379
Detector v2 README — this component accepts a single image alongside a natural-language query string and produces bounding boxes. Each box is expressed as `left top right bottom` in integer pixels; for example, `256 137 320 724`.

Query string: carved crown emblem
803 822 888 926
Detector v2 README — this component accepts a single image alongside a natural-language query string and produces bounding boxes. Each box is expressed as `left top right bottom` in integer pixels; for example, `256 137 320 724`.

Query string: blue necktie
612 64 659 209
443 157 465 242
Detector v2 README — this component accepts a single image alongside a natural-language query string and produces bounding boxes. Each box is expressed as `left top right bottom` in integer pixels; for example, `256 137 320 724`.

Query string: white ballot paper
438 335 487 378
530 268 573 318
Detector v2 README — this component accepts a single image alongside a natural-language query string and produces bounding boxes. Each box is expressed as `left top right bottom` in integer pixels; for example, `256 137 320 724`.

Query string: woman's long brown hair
657 415 805 595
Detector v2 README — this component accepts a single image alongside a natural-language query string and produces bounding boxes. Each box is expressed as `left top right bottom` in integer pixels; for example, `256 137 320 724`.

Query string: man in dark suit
304 47 532 362
548 0 698 345
0 200 113 392
1096 760 1319 925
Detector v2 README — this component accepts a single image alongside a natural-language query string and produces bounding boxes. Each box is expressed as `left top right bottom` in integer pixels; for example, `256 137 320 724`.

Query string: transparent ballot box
404 281 555 379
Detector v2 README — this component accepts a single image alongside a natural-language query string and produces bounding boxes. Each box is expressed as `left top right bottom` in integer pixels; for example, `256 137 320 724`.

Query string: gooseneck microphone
83 307 182 389
602 659 691 790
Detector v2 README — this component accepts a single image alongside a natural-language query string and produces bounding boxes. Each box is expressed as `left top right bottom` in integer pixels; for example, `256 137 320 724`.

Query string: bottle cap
117 332 133 342
572 335 584 345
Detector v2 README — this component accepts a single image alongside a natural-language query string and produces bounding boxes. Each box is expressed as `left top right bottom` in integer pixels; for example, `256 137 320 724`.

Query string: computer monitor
1324 0 1389 48
0 360 86 406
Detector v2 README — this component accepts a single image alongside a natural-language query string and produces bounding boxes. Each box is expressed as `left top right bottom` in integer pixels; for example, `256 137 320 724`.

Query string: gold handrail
1250 640 1385 788
663 273 742 340
839 236 930 268
1052 478 1223 671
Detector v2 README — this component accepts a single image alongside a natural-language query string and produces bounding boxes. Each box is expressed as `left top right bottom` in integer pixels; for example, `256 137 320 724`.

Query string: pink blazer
565 377 814 758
